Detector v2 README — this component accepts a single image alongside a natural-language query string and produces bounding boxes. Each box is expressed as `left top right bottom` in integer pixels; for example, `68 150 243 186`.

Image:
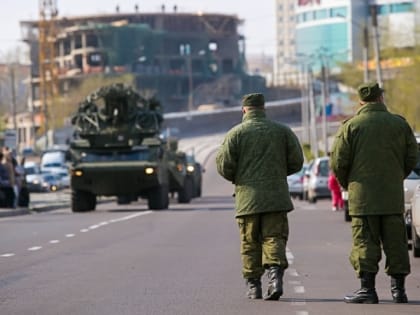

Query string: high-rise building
275 0 298 86
275 0 419 86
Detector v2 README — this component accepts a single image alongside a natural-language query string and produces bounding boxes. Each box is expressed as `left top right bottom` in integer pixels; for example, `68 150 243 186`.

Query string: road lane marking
1 253 15 257
109 211 152 223
28 246 42 251
294 286 305 294
287 249 309 314
9 211 154 259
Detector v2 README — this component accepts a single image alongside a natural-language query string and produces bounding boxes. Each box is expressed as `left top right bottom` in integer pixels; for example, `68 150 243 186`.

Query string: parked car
406 134 420 254
410 182 420 257
27 172 62 193
304 157 331 203
404 164 420 237
288 164 308 200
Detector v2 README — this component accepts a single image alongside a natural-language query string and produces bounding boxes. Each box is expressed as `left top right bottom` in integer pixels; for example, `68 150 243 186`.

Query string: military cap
357 82 384 102
242 93 265 107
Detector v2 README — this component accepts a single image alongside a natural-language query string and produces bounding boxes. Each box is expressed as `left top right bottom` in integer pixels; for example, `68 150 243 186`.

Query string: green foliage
302 143 314 162
337 49 420 132
337 62 364 92
382 56 420 131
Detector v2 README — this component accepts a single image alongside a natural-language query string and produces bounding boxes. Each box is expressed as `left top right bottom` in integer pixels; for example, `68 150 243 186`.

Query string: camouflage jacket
216 110 304 217
330 102 418 216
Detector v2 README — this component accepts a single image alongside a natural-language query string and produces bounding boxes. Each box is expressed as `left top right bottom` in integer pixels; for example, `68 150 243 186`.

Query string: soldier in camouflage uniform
331 82 418 304
216 93 304 300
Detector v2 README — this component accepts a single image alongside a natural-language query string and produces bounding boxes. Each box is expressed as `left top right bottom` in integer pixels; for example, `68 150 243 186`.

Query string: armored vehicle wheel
72 189 96 212
148 185 169 210
178 177 193 203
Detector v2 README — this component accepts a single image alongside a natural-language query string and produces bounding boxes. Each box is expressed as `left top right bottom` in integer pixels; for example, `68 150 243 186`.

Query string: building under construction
20 6 265 123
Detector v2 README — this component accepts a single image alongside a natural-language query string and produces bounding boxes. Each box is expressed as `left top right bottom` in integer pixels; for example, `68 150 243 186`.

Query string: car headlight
145 167 154 175
187 165 195 173
72 170 83 177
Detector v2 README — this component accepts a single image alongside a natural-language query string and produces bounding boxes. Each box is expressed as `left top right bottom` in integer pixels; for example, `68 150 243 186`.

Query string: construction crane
38 0 59 148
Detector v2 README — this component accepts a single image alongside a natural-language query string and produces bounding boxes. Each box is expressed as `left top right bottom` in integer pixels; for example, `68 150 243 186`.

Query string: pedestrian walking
216 93 304 300
328 170 344 211
331 82 419 304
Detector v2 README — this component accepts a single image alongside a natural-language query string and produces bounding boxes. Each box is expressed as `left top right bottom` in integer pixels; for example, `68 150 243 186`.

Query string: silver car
288 164 308 200
304 157 331 203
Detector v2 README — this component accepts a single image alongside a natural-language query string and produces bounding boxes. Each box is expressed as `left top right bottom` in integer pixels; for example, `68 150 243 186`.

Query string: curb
0 202 70 218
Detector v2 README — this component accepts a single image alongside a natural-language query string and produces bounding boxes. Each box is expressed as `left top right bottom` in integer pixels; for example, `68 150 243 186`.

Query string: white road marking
291 301 307 306
296 311 309 315
294 286 305 294
109 211 152 223
28 246 42 251
289 280 301 285
1 253 15 257
288 268 299 277
10 211 154 259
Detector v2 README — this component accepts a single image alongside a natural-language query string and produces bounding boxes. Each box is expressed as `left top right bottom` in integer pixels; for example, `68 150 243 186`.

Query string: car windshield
407 161 420 179
24 166 38 175
318 160 329 177
43 162 63 168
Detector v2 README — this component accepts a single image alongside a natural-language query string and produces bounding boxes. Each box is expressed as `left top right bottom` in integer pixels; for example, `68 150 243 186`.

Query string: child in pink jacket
328 171 344 211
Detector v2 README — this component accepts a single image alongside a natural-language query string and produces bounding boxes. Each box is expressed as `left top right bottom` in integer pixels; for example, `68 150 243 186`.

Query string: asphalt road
1 135 420 315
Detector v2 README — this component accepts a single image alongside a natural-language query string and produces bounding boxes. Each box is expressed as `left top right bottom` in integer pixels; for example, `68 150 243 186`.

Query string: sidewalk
0 190 70 218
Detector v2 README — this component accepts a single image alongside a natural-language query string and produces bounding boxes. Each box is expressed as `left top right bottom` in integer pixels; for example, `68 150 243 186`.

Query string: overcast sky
0 0 276 60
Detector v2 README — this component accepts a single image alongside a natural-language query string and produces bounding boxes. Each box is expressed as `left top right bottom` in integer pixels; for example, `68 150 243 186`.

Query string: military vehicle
69 83 193 212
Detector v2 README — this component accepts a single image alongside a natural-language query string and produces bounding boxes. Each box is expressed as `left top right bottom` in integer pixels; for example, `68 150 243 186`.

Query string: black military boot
263 265 283 301
344 272 378 304
391 274 408 303
246 278 262 299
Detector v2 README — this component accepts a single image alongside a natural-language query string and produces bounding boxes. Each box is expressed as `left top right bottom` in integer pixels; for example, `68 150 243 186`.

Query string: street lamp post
180 43 194 120
370 5 383 87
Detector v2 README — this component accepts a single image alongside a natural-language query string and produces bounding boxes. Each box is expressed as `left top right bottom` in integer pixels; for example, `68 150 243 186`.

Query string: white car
408 134 420 257
410 181 420 257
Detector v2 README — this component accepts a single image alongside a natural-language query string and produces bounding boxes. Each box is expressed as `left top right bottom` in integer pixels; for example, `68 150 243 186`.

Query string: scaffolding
38 0 59 147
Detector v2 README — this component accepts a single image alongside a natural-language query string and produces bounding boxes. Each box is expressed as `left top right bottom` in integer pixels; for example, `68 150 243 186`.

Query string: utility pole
370 5 383 87
187 44 193 120
9 64 17 132
308 66 318 158
321 62 328 155
362 25 369 83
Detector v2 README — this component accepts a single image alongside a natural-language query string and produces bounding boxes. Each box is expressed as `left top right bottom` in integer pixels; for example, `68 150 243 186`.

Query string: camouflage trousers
350 214 410 277
236 212 289 279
